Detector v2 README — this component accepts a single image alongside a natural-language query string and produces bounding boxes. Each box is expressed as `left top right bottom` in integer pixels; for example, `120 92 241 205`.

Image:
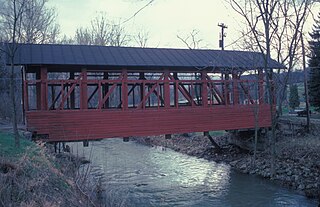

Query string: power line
225 30 251 48
122 0 155 25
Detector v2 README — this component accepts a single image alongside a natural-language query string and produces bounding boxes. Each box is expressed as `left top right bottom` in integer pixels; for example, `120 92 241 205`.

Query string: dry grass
276 134 320 161
0 132 94 207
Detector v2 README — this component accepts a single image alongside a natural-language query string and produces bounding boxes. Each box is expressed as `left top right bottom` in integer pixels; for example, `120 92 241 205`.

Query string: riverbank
134 132 320 200
0 132 97 206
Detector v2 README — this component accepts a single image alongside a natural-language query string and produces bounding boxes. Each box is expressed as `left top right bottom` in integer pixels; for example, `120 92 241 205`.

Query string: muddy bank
134 133 320 199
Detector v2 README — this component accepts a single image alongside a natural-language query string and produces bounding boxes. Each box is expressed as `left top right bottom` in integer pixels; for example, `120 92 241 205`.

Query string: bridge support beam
165 134 171 139
83 140 89 147
204 131 221 150
54 142 70 152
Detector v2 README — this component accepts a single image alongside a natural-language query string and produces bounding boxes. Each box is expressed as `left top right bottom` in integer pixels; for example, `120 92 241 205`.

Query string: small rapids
70 139 317 207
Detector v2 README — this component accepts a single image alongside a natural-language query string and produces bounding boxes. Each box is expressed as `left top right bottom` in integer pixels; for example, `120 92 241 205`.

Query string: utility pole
218 23 227 50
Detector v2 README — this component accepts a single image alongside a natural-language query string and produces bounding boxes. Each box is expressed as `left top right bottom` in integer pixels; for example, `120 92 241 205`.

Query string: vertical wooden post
80 69 88 110
50 83 55 109
98 80 102 109
139 72 145 108
23 78 28 111
70 72 75 109
36 70 41 110
232 73 239 105
21 67 27 124
132 82 135 108
224 73 230 105
173 72 178 108
164 70 170 108
258 70 264 104
190 82 195 107
40 67 48 110
103 72 109 108
201 71 208 107
60 82 64 110
220 71 225 105
122 69 128 110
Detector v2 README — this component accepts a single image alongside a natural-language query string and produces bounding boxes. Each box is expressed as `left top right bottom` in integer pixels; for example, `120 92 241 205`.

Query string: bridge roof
8 43 284 71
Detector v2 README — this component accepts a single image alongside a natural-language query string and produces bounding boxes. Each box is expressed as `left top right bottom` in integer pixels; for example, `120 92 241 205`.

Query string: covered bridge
9 43 284 142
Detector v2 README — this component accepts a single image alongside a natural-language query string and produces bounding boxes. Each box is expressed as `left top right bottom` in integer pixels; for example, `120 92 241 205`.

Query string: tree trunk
10 60 20 148
10 0 20 148
253 70 259 167
263 2 276 177
301 31 310 133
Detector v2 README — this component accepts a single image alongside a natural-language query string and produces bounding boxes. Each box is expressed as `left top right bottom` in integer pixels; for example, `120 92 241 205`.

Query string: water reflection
69 139 317 207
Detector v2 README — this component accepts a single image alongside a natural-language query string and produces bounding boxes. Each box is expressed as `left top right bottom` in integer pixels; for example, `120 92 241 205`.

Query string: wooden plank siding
26 104 271 142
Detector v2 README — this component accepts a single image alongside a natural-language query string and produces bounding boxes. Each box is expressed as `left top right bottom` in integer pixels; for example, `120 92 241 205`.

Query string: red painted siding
26 104 271 142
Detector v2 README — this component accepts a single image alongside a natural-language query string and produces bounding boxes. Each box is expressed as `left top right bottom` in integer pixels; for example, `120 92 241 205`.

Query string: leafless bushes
276 135 320 161
71 146 128 207
0 144 92 207
0 147 57 206
0 78 22 123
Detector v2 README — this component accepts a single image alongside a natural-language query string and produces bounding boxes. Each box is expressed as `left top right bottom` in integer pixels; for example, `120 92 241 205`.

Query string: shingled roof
7 43 285 70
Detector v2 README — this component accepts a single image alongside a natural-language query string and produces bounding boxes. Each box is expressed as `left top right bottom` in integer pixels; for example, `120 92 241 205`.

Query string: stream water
69 138 318 207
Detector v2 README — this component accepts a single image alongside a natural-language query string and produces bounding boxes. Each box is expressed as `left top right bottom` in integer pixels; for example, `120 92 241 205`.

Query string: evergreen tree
308 13 320 111
289 84 300 109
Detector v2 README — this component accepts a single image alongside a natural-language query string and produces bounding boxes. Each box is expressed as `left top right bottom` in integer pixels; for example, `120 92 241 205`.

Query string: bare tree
230 0 314 114
272 1 312 115
90 14 112 46
74 13 130 47
0 0 60 44
133 29 149 47
75 27 93 45
0 0 26 147
108 23 130 46
229 0 315 176
177 29 204 49
229 0 278 177
59 34 75 44
0 0 61 147
21 0 60 43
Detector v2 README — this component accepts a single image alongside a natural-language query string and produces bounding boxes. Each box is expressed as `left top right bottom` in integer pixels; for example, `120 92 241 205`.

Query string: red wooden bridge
10 44 284 142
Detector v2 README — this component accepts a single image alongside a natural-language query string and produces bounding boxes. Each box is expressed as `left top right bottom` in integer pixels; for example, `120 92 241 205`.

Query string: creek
70 138 317 207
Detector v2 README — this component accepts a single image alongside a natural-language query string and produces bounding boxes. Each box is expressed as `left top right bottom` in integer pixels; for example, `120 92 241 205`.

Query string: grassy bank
0 132 94 207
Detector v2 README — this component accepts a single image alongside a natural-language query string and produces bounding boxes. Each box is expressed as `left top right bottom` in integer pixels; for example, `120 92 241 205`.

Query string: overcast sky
48 0 318 50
